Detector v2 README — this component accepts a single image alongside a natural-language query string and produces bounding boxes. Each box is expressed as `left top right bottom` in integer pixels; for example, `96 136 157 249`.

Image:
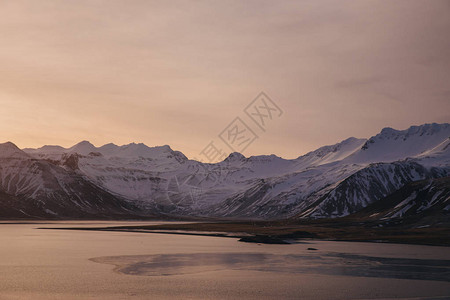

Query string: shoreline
38 220 450 246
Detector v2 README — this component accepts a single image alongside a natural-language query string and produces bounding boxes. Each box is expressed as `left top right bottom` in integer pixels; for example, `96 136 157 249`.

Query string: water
0 221 449 299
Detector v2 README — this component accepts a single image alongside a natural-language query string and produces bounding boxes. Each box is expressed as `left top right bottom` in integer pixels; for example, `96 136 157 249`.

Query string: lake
0 221 449 299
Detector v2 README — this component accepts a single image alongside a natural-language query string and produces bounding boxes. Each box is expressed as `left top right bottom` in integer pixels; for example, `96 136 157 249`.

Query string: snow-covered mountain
0 142 139 219
1 122 449 220
347 123 450 163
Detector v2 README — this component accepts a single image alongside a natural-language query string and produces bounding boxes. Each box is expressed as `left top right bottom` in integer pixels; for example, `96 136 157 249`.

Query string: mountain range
0 123 449 224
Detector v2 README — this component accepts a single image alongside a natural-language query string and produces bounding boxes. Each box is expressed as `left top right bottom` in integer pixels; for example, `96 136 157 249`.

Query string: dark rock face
353 176 450 226
62 153 80 171
0 157 140 219
297 162 450 219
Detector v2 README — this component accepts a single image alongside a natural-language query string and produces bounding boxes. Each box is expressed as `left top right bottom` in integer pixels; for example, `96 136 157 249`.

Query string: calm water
0 221 449 299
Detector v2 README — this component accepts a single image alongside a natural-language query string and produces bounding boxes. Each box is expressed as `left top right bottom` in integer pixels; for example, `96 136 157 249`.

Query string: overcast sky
0 0 449 159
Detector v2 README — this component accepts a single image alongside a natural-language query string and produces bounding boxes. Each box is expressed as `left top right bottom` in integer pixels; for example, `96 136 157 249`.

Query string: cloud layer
0 0 449 158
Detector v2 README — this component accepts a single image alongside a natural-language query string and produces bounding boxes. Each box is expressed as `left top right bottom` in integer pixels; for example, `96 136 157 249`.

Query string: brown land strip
39 218 450 246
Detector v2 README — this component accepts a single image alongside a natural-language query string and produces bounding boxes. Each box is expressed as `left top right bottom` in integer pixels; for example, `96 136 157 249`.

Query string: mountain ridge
1 122 449 221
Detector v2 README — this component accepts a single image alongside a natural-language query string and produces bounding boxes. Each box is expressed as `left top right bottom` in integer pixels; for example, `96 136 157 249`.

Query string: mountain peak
224 152 246 162
354 123 450 163
40 145 65 151
296 137 366 167
101 143 117 147
0 142 29 158
76 140 94 146
364 123 450 148
380 127 396 135
152 144 173 152
0 141 19 151
1 141 17 147
68 141 97 155
377 123 449 139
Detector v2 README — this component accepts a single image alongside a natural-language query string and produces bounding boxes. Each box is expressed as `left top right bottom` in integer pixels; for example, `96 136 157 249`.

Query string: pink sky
0 0 449 159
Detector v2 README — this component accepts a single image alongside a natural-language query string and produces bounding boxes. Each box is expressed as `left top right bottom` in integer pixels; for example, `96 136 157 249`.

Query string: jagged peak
120 143 174 153
362 123 450 151
153 144 173 151
171 150 188 162
121 142 147 149
377 123 449 138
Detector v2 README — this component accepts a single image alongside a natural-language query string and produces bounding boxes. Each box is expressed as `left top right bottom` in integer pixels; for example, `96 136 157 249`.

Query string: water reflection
91 252 450 281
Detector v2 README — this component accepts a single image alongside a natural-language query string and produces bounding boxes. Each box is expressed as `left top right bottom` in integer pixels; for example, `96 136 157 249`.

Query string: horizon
5 121 448 160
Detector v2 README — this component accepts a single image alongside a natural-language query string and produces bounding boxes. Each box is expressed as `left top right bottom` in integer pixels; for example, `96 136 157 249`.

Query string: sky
0 0 449 160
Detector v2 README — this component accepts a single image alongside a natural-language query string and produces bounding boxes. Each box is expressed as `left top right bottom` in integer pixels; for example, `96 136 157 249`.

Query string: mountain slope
297 161 450 218
0 151 139 219
352 176 450 227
